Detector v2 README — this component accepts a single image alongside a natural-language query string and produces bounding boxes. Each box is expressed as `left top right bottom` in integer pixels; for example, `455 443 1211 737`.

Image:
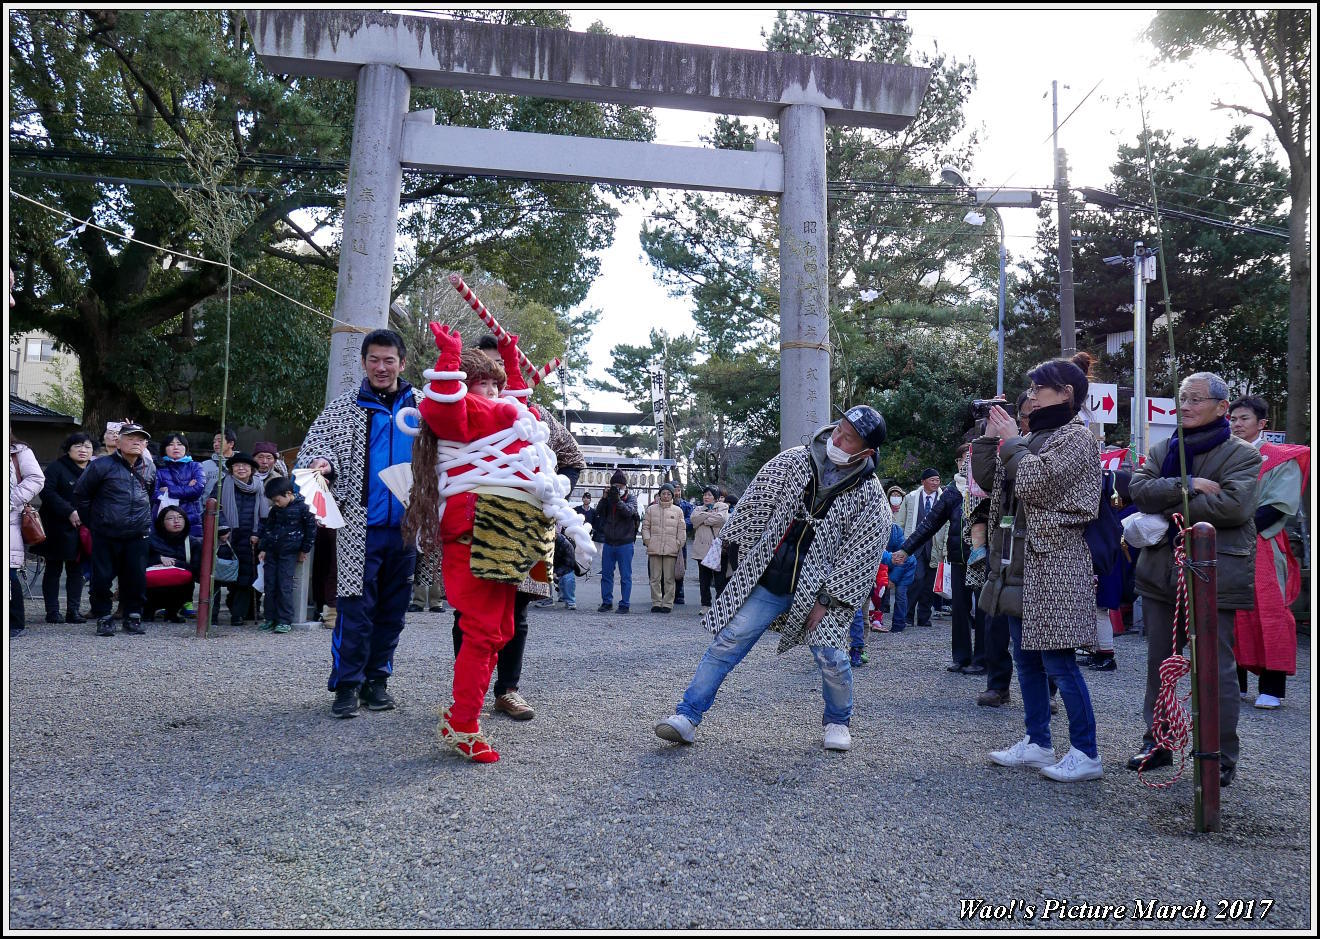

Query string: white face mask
825 439 861 466
890 496 902 508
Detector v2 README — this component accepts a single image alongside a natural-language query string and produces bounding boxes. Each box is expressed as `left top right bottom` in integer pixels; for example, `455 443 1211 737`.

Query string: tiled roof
9 395 78 423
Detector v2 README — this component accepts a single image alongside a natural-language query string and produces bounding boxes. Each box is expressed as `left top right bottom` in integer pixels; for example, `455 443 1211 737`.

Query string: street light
938 166 1041 397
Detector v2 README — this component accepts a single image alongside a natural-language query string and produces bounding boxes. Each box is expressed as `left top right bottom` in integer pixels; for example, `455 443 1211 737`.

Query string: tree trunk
1285 162 1310 443
80 362 147 437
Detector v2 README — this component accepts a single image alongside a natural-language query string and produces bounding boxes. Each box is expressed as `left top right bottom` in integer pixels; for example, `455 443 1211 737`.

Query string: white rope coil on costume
396 371 468 436
501 388 533 399
397 385 594 556
422 369 468 404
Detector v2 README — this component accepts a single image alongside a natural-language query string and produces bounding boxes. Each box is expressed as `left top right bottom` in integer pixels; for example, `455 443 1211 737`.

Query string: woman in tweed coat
977 355 1103 783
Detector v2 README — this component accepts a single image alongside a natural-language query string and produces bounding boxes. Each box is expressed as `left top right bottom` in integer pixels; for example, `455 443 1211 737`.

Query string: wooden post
196 498 218 638
1188 521 1221 833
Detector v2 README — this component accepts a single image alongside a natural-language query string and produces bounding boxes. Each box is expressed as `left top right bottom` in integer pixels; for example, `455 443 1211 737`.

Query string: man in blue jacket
298 329 420 718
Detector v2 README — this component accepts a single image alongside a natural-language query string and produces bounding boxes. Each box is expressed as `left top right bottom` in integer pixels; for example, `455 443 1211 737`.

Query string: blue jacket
153 457 208 538
357 378 415 528
882 524 917 588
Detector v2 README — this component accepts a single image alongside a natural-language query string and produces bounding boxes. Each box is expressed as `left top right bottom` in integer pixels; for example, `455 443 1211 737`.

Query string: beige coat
690 500 729 559
10 444 45 569
894 486 948 566
641 502 686 557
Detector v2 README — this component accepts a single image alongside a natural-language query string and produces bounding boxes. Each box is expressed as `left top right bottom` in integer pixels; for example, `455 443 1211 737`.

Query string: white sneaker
823 723 852 751
1254 693 1282 710
1040 747 1103 782
655 714 696 744
989 735 1055 769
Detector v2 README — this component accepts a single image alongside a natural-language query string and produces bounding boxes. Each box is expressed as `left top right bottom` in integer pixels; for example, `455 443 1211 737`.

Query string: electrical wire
1155 167 1289 195
9 188 351 327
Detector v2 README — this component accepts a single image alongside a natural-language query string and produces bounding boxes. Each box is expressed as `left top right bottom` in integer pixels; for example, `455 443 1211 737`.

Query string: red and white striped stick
530 357 562 388
448 273 535 378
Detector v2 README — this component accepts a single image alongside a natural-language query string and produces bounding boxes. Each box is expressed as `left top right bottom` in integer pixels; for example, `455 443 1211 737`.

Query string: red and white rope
1138 512 1192 789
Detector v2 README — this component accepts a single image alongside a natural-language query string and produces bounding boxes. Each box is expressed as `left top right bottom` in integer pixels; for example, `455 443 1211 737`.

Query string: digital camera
971 398 1016 421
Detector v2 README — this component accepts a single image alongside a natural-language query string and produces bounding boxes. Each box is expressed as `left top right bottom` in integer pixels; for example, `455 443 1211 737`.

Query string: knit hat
610 469 628 486
253 441 279 458
659 482 676 497
920 467 940 481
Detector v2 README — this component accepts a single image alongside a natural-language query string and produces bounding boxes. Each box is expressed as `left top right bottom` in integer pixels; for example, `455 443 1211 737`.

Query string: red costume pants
442 541 518 729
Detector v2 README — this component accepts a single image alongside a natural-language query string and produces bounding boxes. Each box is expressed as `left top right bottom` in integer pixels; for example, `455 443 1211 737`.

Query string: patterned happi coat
706 446 891 652
986 417 1102 651
296 385 422 598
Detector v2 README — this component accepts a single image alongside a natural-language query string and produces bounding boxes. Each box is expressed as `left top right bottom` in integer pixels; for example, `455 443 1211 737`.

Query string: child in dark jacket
257 477 317 633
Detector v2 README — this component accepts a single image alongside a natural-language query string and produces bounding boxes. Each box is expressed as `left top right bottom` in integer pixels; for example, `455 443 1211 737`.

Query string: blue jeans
676 585 854 727
558 570 576 606
1008 615 1098 758
849 608 866 651
600 542 634 608
890 577 910 631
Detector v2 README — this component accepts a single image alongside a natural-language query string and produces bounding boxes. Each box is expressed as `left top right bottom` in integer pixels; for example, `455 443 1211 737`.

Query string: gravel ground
8 550 1312 930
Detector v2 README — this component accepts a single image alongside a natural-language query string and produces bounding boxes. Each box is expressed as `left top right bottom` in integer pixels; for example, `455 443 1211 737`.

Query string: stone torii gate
245 10 929 448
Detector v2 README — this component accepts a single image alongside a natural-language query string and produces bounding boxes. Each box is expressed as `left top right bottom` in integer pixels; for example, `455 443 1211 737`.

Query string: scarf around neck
1159 416 1231 478
221 474 268 530
1027 402 1074 434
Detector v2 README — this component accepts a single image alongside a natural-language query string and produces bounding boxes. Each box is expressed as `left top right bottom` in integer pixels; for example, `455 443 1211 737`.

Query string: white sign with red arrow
1146 396 1180 426
1086 383 1118 423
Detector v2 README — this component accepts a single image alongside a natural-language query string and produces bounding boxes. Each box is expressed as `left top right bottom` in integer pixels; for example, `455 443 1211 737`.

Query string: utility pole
1054 81 1077 357
1131 241 1157 459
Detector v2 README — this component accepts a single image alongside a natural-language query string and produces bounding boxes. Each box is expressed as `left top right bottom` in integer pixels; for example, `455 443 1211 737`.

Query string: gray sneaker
655 714 695 744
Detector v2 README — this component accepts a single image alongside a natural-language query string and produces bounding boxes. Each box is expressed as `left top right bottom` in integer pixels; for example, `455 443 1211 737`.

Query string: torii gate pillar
778 104 830 449
326 64 411 403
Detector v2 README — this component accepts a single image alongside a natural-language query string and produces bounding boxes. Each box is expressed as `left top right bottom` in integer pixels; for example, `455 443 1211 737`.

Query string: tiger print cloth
706 446 891 652
514 407 583 598
471 494 555 585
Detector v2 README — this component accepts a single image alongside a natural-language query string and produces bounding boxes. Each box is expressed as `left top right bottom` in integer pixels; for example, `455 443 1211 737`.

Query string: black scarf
1159 416 1231 478
1027 402 1073 434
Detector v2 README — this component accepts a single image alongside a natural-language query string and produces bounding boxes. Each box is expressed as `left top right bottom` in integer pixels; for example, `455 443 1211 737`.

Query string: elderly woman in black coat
219 452 267 625
37 432 95 623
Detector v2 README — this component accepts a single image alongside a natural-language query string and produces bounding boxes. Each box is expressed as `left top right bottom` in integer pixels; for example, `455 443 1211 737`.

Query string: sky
559 8 1280 411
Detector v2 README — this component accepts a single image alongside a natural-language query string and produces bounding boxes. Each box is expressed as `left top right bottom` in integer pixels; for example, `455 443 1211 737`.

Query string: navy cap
840 405 887 450
921 467 940 481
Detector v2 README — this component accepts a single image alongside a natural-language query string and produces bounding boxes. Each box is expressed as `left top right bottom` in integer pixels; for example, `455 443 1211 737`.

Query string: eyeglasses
1026 384 1065 398
1177 394 1221 406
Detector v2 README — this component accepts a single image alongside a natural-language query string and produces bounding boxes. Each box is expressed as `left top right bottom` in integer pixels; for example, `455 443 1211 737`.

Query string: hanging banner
649 364 666 454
